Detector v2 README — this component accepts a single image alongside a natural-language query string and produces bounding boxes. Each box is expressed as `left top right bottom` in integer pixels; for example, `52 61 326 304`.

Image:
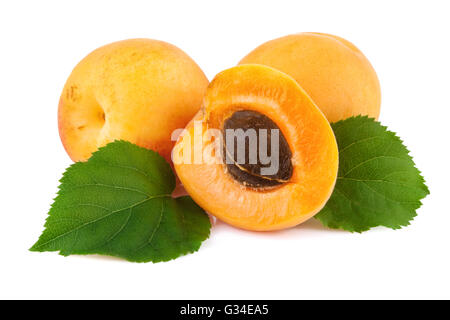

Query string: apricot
239 32 381 122
58 39 208 162
173 65 339 231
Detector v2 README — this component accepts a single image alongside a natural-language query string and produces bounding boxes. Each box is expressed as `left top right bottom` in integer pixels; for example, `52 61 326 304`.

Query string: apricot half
239 32 381 122
173 65 339 231
58 39 208 162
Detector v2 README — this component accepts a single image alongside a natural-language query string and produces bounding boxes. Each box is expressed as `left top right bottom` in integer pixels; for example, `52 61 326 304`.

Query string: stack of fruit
31 33 428 263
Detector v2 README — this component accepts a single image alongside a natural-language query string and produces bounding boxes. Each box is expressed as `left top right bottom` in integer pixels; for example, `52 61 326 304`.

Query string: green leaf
31 140 211 262
316 116 429 232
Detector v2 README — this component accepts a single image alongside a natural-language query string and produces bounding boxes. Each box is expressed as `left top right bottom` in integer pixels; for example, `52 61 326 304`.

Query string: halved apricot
173 65 338 231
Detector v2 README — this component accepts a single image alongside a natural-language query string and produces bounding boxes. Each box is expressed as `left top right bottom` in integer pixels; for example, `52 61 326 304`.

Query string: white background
1 0 449 300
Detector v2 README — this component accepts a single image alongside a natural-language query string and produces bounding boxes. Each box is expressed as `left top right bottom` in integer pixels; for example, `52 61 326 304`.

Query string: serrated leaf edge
316 116 430 233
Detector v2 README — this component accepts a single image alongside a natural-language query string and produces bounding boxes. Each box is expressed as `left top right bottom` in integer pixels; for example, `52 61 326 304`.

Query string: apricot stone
58 39 208 162
239 32 381 122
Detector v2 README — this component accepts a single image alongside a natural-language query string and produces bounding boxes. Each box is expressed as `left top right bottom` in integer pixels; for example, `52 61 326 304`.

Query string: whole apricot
58 39 208 162
239 32 381 122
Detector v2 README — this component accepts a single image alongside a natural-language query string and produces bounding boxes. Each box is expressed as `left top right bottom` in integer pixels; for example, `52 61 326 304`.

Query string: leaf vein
64 183 151 197
34 194 170 249
338 135 384 153
136 200 165 251
339 177 423 189
105 207 133 244
343 155 409 177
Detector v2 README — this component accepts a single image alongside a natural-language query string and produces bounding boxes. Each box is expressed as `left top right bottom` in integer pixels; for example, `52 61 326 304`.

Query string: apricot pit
223 110 293 189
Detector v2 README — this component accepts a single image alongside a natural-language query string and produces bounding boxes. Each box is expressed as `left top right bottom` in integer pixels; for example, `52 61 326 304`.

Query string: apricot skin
58 39 208 162
239 32 381 122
